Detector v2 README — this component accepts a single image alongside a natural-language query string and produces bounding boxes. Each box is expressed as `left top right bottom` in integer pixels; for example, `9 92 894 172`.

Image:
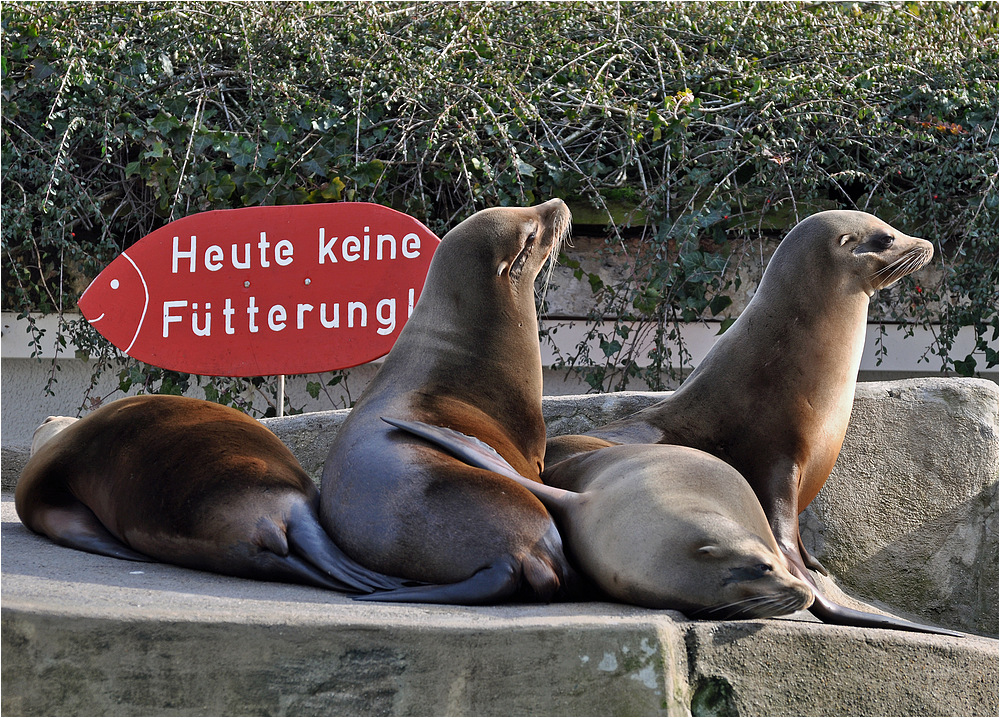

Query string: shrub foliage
2 1 996 409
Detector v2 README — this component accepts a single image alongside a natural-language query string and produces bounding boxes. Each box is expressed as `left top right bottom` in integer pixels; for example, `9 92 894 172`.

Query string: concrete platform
4 378 998 715
3 494 997 717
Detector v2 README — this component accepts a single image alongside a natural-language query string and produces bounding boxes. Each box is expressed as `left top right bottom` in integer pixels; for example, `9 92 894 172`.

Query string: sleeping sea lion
382 417 815 619
16 395 407 594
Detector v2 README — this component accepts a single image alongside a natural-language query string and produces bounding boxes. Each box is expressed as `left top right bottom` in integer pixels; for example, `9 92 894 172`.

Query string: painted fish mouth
870 245 934 291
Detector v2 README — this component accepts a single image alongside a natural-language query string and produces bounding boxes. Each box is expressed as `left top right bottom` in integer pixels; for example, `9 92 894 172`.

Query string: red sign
78 203 440 376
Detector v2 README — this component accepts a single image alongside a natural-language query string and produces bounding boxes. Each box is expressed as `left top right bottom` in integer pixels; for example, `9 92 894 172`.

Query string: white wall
3 312 995 449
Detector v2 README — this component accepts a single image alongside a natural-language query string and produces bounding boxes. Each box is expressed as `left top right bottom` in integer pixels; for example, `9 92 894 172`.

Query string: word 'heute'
170 228 422 272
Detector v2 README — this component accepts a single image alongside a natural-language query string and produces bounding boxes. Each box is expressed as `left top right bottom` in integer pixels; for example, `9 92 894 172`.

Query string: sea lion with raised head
382 417 815 619
546 210 958 635
16 395 408 594
321 199 575 605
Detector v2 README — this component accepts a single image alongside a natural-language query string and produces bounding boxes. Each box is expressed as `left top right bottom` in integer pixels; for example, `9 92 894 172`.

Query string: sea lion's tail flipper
285 502 413 594
29 503 153 563
354 559 521 605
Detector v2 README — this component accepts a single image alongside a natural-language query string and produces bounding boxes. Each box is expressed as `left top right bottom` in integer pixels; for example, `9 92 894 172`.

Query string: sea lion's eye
854 233 895 254
527 228 538 243
756 563 773 574
874 234 894 250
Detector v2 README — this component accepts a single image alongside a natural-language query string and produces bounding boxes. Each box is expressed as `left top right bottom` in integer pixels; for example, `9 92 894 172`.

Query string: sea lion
30 416 79 456
16 394 408 594
546 210 957 635
321 199 575 605
382 417 815 619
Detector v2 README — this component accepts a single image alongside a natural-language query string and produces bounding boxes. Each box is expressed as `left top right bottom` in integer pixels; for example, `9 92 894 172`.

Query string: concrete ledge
3 378 998 715
3 495 997 716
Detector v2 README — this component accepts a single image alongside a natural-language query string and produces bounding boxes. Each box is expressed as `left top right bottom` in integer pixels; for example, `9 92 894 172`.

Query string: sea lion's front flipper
381 417 577 513
785 551 963 637
797 530 829 575
285 502 412 594
34 503 153 562
807 588 964 637
353 559 521 605
381 417 526 481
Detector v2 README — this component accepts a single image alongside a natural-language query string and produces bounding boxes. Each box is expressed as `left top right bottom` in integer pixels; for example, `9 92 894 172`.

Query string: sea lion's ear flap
697 545 721 557
839 234 852 246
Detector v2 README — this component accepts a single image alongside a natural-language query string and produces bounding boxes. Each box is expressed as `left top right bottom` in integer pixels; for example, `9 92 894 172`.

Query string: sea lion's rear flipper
285 502 412 594
32 504 153 562
353 559 521 605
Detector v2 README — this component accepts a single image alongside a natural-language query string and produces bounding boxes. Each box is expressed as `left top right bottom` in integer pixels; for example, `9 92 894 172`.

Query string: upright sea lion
546 210 955 635
382 417 815 619
16 395 408 594
321 199 575 605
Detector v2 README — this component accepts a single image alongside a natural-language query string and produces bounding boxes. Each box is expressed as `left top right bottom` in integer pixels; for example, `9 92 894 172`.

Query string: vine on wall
2 1 996 411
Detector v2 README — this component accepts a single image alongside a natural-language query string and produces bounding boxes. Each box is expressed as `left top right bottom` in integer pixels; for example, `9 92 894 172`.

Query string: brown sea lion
382 417 815 619
321 199 576 604
16 395 408 593
546 210 958 635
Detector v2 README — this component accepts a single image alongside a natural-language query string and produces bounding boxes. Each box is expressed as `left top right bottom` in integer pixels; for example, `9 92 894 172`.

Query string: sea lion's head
438 198 571 295
682 525 815 620
586 507 815 619
773 210 934 298
30 416 79 457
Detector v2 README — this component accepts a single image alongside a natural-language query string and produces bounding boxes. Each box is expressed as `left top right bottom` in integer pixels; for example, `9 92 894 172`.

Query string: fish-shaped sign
78 203 441 376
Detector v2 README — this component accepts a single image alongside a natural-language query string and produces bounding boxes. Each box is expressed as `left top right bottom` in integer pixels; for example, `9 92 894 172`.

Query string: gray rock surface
2 495 996 716
3 377 998 715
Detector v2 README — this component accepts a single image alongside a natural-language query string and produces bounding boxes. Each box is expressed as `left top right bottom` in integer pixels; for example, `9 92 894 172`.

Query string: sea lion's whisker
695 593 786 619
870 248 931 289
535 217 571 309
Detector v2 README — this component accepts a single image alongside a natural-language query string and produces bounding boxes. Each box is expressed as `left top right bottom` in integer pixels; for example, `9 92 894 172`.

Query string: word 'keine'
170 228 422 273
